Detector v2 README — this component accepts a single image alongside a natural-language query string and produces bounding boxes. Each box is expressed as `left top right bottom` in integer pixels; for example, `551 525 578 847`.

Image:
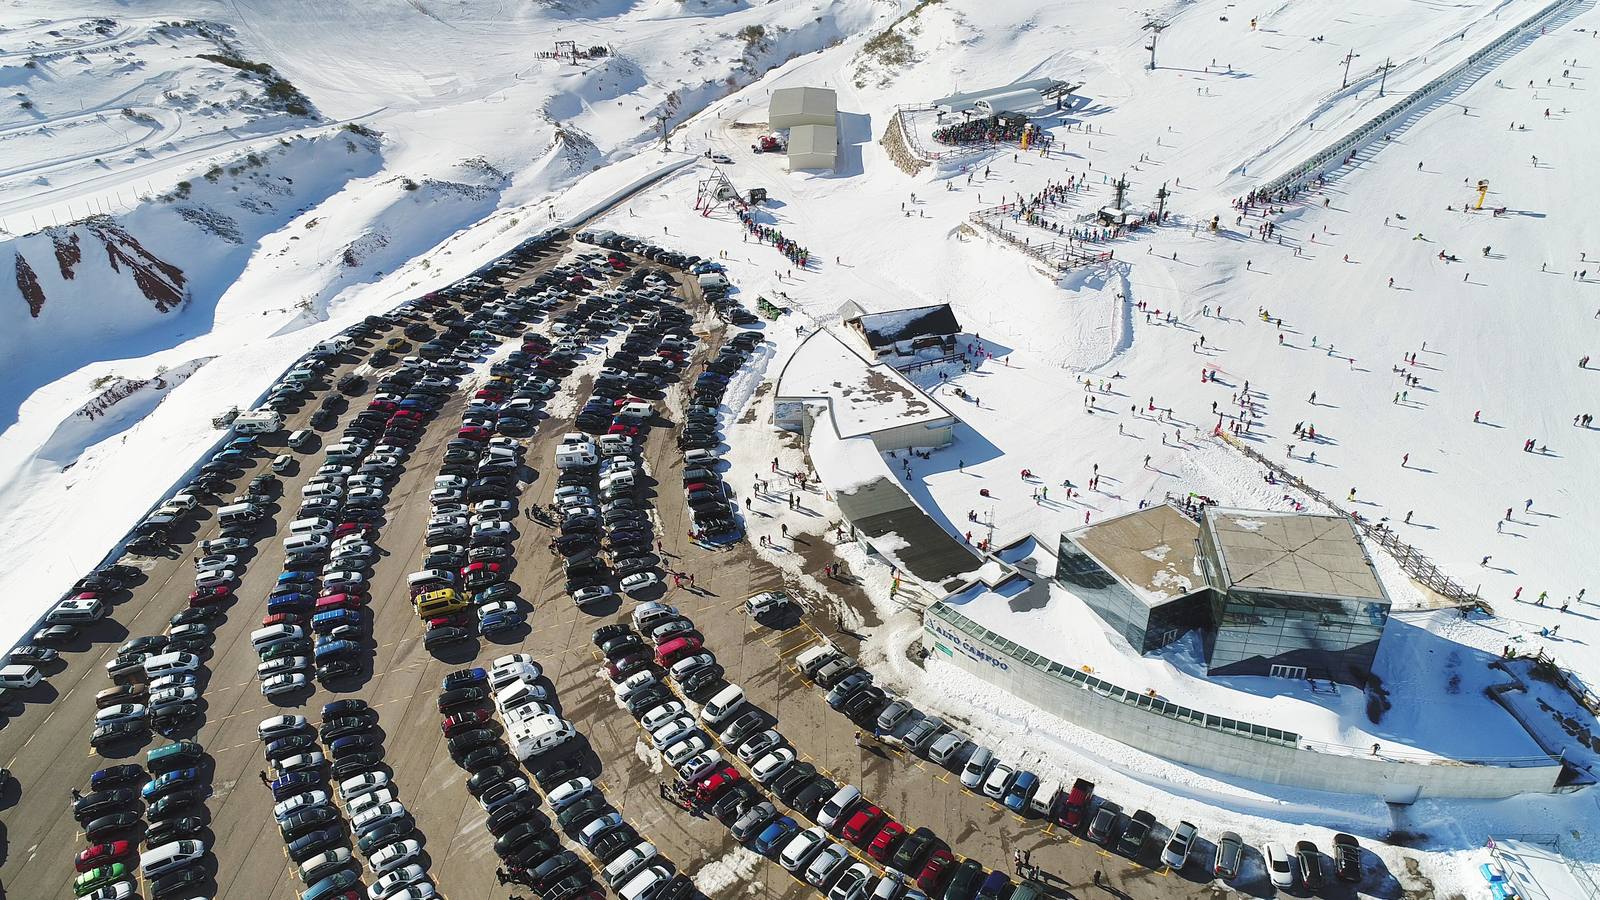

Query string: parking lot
0 222 1290 900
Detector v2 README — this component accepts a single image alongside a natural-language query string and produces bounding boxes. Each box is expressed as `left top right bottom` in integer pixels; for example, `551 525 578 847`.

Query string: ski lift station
767 86 838 171
933 78 1073 116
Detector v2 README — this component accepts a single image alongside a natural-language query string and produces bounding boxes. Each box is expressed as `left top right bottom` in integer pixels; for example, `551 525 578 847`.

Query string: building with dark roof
844 304 961 359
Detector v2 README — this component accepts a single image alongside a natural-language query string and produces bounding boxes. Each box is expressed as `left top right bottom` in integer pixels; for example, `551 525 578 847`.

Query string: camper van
233 410 284 434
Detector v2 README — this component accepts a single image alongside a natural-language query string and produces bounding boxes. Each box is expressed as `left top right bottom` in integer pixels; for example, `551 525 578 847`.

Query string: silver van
251 624 304 651
141 839 206 878
289 517 335 537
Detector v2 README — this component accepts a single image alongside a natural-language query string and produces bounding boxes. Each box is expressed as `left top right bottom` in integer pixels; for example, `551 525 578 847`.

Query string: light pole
1341 50 1360 89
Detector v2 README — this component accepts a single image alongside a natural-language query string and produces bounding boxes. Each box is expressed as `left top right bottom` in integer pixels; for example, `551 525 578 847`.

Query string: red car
390 409 425 422
188 585 231 606
695 767 740 801
840 805 884 845
867 821 906 862
656 349 687 363
566 276 591 289
441 709 490 736
607 424 640 438
368 400 398 413
473 388 505 401
76 841 133 872
261 612 306 628
611 395 650 409
461 561 502 580
917 848 955 892
333 523 376 539
457 426 491 441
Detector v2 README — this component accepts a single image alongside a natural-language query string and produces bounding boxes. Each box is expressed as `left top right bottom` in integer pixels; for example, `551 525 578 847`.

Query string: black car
73 789 140 823
265 734 318 760
144 815 205 848
438 686 489 711
720 711 765 746
331 751 384 782
485 799 541 836
467 766 515 797
288 827 345 863
679 666 723 697
555 795 610 831
280 805 340 840
90 764 147 789
149 865 207 898
424 626 472 651
83 811 141 840
329 734 379 760
792 778 837 818
447 728 501 759
530 756 585 789
461 744 512 773
589 826 640 863
494 821 548 858
771 762 818 806
891 827 940 873
625 684 674 718
320 716 373 742
90 721 147 748
530 850 582 887
356 820 413 857
1296 840 1325 890
1332 833 1361 883
600 635 645 660
711 782 758 825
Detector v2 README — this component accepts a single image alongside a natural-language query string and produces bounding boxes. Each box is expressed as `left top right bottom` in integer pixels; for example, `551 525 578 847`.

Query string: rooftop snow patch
775 328 953 439
846 303 961 351
1069 505 1205 608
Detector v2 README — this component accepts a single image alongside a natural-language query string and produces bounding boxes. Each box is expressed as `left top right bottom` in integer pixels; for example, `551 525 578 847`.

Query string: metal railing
1254 0 1579 198
927 601 1301 748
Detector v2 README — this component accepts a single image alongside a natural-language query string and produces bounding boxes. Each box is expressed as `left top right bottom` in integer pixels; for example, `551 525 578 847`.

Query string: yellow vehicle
384 336 409 352
415 588 466 619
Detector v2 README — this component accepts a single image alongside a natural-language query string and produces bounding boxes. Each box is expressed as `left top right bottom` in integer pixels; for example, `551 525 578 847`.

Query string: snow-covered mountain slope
0 0 897 654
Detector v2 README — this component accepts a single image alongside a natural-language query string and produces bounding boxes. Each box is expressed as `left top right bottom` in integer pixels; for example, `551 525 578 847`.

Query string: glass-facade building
1196 509 1391 685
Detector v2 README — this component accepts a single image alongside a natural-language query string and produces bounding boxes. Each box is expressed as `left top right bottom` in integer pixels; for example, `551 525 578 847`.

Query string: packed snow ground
576 0 1600 874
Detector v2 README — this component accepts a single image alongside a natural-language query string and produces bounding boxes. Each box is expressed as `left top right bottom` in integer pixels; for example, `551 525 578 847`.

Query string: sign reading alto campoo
925 617 1009 671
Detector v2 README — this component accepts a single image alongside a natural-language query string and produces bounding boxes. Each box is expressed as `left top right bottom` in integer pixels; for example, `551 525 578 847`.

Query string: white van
699 684 745 727
143 652 201 679
141 839 206 878
1030 779 1061 817
508 713 575 759
603 842 659 889
218 501 260 523
494 682 548 716
796 644 839 679
0 664 42 690
47 597 107 624
407 569 456 591
617 401 651 419
251 625 304 651
817 784 862 829
284 534 330 556
600 470 636 492
289 517 335 537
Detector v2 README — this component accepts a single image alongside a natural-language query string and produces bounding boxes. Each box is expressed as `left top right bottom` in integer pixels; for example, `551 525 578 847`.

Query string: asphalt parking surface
0 229 1293 900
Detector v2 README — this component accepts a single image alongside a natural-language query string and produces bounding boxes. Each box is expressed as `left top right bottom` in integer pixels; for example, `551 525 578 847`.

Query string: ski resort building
786 123 838 171
1054 505 1393 685
1197 507 1392 684
767 86 837 129
843 303 962 360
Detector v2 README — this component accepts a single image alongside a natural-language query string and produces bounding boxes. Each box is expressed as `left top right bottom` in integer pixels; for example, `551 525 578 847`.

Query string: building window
1269 664 1308 680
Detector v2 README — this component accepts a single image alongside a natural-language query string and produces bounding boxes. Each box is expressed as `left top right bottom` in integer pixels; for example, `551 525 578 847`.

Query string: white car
263 673 309 696
620 572 659 595
474 499 514 516
94 704 147 725
321 570 366 589
752 748 796 784
148 686 198 710
572 585 615 606
780 826 829 873
347 486 387 505
662 734 711 767
370 838 422 875
829 862 873 900
982 762 1016 799
273 790 330 821
369 864 427 899
676 750 723 783
259 714 308 741
805 843 852 888
639 701 686 731
273 752 325 774
339 772 391 802
353 801 410 836
347 787 398 817
1161 820 1198 868
1264 841 1295 888
193 554 239 572
429 487 464 504
546 777 595 811
194 569 237 589
472 521 513 542
650 716 697 750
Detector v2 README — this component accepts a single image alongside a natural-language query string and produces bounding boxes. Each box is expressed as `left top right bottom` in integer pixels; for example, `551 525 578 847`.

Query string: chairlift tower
1155 181 1170 220
1112 173 1130 211
693 167 746 218
1143 18 1170 71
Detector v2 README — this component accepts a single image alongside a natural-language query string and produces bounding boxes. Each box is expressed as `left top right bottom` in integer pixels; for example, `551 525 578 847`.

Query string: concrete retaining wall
923 603 1562 801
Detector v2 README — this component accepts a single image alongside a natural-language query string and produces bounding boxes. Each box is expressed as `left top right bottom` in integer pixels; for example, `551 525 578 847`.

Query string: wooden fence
1218 432 1487 611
